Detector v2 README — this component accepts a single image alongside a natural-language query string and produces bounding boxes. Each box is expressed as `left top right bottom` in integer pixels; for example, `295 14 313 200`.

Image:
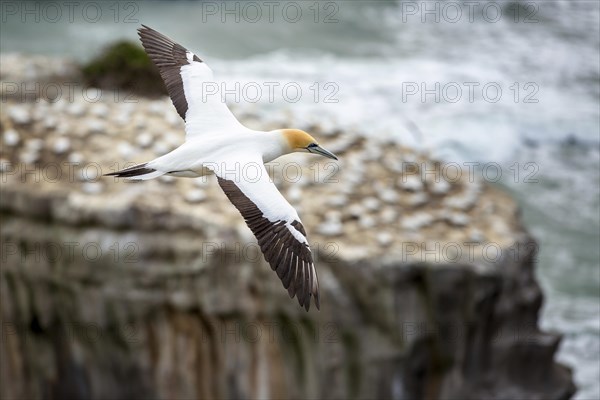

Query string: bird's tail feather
104 163 165 180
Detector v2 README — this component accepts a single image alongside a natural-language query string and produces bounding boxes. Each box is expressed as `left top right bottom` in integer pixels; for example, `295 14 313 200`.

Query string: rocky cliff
0 55 575 400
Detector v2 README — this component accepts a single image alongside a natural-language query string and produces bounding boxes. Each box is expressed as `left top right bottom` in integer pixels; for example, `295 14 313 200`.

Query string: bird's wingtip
302 292 320 312
137 24 156 37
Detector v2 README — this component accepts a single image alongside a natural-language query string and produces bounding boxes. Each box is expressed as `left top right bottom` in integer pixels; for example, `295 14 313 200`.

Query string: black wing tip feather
137 24 203 63
136 24 202 120
137 25 176 53
138 24 151 34
138 24 164 38
137 25 166 44
217 176 321 312
103 163 156 178
296 287 319 312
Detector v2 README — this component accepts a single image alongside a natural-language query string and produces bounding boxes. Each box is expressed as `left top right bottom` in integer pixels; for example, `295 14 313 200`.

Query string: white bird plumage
104 25 338 311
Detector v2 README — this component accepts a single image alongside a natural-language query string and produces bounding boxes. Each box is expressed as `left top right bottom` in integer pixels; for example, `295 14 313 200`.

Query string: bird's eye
307 143 318 148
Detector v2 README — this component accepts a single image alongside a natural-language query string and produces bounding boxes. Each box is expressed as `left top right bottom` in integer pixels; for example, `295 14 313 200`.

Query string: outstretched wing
211 161 320 311
138 25 244 137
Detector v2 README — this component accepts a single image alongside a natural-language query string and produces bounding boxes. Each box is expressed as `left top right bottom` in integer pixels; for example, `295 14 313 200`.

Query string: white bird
105 25 338 311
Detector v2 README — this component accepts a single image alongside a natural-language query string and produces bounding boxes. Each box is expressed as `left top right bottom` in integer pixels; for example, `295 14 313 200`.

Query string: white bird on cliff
105 25 338 311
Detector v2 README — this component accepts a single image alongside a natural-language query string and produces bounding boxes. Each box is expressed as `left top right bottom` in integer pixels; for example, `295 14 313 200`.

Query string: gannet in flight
105 26 338 311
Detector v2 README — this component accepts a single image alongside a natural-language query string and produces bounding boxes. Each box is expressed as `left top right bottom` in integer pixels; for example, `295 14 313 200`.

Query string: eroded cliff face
0 55 575 400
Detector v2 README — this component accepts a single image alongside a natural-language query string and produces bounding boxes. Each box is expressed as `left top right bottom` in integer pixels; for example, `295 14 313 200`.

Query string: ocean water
2 1 599 397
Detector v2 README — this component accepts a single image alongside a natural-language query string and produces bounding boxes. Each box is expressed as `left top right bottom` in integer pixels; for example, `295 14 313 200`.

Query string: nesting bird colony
1 54 526 268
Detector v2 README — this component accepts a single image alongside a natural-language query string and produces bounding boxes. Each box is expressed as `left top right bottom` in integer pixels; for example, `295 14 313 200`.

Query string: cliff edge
0 54 575 400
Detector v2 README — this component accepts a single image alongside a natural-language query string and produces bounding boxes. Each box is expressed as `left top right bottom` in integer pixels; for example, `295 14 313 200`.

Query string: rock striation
0 55 575 400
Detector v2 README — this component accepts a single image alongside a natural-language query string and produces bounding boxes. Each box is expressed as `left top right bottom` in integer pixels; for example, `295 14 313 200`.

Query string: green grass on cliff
81 41 167 97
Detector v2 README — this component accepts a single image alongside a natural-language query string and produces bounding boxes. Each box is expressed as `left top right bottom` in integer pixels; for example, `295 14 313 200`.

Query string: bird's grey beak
308 145 338 160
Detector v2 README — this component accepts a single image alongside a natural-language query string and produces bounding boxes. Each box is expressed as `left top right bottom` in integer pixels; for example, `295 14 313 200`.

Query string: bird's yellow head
281 129 338 160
